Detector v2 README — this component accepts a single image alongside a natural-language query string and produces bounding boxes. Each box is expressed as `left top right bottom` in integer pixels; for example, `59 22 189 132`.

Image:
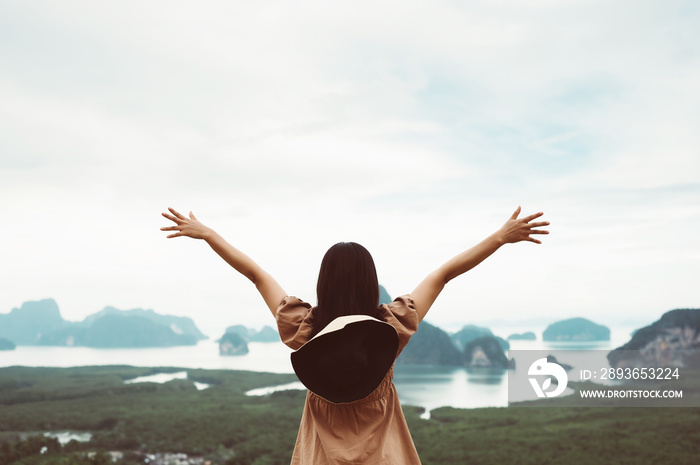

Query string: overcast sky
1 0 698 338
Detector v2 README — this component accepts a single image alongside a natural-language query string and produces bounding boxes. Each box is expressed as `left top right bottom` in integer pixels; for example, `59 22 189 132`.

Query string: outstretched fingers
510 206 522 220
522 211 544 222
161 212 182 224
160 207 209 240
527 218 550 237
161 208 186 237
160 223 183 239
168 207 187 220
526 218 549 242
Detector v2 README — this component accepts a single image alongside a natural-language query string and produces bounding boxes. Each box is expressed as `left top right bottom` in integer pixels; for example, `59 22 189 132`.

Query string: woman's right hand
497 206 549 245
160 207 212 240
160 207 286 315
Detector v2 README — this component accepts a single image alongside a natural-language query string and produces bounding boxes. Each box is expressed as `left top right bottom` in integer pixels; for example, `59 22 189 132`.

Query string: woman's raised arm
410 207 549 323
160 207 286 317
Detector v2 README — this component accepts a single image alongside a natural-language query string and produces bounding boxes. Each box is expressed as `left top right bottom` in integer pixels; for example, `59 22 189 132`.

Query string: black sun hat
291 315 399 404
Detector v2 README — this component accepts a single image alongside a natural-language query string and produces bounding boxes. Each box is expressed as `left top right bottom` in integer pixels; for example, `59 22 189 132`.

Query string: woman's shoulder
275 296 315 350
385 294 416 308
378 295 418 352
380 294 417 316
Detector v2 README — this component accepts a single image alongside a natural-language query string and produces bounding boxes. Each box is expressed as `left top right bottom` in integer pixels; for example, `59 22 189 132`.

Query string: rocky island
0 338 15 351
219 332 249 356
463 336 509 368
397 321 463 365
543 317 610 342
608 308 700 369
507 331 536 341
218 324 280 356
397 321 509 368
0 299 207 348
0 299 65 345
223 324 279 343
451 325 509 351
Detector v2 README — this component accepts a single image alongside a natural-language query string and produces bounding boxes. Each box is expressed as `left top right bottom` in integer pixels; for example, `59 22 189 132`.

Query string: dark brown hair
310 242 380 338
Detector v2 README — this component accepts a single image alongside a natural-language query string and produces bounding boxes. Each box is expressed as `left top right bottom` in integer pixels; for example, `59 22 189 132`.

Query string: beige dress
276 295 422 465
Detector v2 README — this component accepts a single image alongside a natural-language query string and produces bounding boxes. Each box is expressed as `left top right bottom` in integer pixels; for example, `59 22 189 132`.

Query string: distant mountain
224 325 279 343
224 325 250 340
399 323 509 368
0 299 65 344
543 318 610 342
507 331 536 341
451 325 509 351
608 309 700 369
249 326 279 342
219 332 249 356
86 315 196 348
2 299 206 348
397 321 463 365
77 306 206 341
463 336 509 369
37 327 87 346
0 338 16 351
39 314 198 348
451 324 492 348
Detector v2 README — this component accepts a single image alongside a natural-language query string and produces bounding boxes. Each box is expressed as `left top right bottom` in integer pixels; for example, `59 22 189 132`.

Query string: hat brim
291 316 399 404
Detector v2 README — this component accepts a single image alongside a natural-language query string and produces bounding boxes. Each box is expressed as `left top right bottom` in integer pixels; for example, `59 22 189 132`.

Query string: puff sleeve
275 296 315 350
377 295 419 355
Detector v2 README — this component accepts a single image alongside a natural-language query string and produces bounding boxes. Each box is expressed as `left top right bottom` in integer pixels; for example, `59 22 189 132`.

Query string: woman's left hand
160 207 212 240
498 206 550 244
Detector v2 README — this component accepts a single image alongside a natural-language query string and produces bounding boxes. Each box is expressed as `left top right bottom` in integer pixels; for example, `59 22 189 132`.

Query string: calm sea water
0 327 636 415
